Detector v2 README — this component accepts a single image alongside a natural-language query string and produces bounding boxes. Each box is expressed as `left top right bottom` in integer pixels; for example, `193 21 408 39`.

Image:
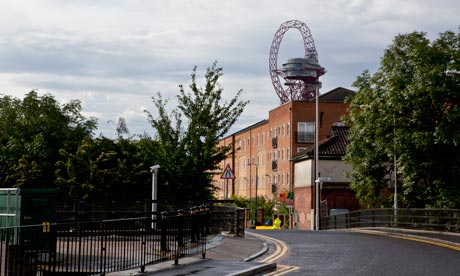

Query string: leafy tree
56 136 157 201
345 30 460 208
145 62 249 208
0 91 96 189
230 195 290 228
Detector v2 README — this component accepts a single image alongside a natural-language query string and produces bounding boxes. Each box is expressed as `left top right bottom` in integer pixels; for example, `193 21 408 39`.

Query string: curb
228 262 277 276
242 239 269 262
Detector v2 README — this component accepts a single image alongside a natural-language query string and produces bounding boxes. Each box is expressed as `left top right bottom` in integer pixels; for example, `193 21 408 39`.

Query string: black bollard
160 211 168 251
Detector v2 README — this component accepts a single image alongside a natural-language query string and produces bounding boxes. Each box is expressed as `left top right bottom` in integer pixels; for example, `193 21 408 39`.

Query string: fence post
160 211 168 251
190 207 199 243
236 208 241 236
205 204 211 236
200 205 207 238
346 213 349 229
177 209 185 247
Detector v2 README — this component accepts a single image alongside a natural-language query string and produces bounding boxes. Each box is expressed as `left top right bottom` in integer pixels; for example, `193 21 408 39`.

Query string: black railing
321 208 460 232
272 137 278 148
0 211 209 275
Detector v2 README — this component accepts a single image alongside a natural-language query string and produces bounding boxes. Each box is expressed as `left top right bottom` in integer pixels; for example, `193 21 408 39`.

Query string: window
287 147 290 160
297 147 307 153
287 123 291 136
333 121 345 126
297 122 315 143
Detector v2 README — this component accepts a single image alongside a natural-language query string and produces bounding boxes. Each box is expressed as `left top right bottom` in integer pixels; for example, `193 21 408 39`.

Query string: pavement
108 227 460 276
107 231 276 276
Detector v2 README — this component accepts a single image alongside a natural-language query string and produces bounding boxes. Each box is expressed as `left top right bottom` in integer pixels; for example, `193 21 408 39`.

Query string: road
248 229 460 276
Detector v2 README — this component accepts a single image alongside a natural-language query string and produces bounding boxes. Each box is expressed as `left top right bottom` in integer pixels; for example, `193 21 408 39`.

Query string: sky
1 0 459 138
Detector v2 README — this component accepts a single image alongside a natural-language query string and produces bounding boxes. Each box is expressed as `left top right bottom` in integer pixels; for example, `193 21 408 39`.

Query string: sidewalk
108 232 275 276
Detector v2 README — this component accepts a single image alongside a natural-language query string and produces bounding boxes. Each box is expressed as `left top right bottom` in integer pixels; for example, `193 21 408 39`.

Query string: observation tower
269 20 326 104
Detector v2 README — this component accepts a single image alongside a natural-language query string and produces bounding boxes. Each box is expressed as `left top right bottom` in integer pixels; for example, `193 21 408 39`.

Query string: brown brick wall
215 99 349 203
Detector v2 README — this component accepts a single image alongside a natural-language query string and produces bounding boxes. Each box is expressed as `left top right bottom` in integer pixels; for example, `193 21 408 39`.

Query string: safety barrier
0 209 209 275
321 208 460 232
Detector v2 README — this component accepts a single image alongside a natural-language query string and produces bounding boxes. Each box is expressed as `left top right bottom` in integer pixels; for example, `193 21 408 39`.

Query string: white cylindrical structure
315 84 320 230
150 165 160 229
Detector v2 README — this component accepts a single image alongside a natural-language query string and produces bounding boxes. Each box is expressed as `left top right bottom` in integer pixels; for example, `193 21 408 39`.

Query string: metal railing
321 208 460 232
0 210 208 275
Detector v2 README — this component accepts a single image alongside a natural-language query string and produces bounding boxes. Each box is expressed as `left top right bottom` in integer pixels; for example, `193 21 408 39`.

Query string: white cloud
1 0 459 137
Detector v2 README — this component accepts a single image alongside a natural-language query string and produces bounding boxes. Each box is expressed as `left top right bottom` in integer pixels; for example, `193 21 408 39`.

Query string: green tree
0 91 96 189
145 62 249 208
345 30 460 208
56 136 157 201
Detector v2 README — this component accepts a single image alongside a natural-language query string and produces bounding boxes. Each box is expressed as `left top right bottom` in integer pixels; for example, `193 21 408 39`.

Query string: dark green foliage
1 63 247 207
0 91 96 189
55 137 157 201
145 62 248 208
345 29 460 208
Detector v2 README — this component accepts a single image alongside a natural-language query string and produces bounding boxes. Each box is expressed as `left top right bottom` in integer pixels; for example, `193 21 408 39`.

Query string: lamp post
248 161 259 226
314 82 321 230
393 115 398 225
150 165 160 229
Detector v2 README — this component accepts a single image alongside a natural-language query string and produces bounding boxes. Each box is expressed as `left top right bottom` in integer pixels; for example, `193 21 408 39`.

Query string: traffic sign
220 164 235 179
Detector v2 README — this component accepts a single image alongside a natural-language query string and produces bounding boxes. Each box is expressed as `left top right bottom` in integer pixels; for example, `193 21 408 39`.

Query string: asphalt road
250 229 460 276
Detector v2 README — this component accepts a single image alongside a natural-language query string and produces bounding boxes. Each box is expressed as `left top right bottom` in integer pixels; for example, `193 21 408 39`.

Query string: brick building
214 87 355 227
291 125 361 229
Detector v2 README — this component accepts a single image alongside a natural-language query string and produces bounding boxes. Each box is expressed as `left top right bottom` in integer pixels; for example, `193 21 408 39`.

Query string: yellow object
272 217 282 229
255 226 274 230
42 222 50 233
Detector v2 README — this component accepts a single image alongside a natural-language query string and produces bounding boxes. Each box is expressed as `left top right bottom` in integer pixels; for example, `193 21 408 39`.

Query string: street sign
286 192 294 207
220 164 235 179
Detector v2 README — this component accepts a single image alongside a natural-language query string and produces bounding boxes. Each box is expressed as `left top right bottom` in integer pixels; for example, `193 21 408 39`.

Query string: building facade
214 87 355 226
292 126 361 229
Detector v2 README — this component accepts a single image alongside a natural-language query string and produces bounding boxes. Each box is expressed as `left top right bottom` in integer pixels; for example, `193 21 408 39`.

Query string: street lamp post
255 164 258 226
150 165 160 229
393 115 398 226
248 161 259 226
314 82 321 230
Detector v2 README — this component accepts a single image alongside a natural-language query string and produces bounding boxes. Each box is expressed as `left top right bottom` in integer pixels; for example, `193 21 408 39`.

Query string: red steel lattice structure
269 20 326 104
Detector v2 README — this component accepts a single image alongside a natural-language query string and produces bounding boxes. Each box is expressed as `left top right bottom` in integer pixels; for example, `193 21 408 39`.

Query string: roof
229 119 268 136
317 87 355 102
221 87 355 139
291 126 350 161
